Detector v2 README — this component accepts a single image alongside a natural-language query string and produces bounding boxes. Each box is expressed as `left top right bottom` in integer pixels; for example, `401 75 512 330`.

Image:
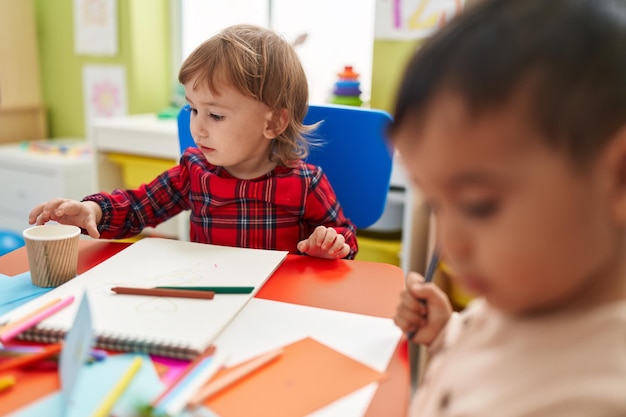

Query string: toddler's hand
297 226 350 259
29 198 102 239
394 271 453 346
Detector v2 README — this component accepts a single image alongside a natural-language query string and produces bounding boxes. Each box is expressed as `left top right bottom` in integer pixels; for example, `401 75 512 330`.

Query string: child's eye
187 106 198 115
460 200 498 219
210 113 224 121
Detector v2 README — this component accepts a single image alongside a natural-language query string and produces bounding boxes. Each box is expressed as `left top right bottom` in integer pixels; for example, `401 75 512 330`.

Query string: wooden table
0 240 410 416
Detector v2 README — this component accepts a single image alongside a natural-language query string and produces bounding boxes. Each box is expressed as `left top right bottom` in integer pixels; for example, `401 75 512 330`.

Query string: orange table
0 240 410 416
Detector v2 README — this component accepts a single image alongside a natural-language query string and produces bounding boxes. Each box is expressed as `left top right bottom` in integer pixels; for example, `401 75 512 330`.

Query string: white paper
212 298 403 417
60 292 94 411
1 238 287 359
74 0 118 55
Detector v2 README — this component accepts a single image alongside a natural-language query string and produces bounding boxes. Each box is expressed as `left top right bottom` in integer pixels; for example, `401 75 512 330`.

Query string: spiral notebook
0 238 287 359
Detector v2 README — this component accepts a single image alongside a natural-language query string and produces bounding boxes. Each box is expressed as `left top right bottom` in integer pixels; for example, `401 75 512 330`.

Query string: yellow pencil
90 356 142 417
0 375 16 392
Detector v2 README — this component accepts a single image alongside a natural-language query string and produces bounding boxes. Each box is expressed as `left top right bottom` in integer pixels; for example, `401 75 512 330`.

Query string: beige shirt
410 299 626 417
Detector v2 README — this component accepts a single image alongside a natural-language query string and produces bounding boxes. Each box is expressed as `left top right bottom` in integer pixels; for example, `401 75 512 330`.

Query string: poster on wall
82 65 127 132
74 0 118 56
375 0 465 40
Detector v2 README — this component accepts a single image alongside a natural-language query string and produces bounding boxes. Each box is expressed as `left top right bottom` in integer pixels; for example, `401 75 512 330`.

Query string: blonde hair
178 24 314 166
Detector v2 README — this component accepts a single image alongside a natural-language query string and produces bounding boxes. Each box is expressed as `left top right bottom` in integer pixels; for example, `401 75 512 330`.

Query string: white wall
179 0 375 105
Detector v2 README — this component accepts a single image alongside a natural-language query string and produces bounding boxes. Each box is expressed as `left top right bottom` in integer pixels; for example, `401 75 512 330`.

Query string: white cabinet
0 141 94 233
90 114 179 159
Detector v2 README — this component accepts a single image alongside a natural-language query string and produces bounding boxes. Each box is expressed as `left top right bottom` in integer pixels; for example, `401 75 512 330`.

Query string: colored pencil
0 375 16 392
423 251 440 286
89 349 109 362
407 250 439 341
0 298 61 336
156 286 254 294
0 343 62 373
189 348 283 407
151 346 216 407
0 345 44 357
110 287 215 300
156 351 229 416
0 296 75 344
90 356 142 417
0 345 109 367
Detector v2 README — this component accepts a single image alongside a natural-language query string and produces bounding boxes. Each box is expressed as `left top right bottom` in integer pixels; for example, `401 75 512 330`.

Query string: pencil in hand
407 250 439 342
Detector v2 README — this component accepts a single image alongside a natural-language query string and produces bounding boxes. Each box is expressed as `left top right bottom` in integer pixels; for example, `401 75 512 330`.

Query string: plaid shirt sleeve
82 164 190 240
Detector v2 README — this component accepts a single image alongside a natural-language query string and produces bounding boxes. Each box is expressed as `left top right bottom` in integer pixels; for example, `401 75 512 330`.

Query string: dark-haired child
392 0 626 414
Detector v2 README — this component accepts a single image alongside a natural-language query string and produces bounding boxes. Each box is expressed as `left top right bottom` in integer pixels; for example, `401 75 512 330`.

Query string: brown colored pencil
110 287 215 300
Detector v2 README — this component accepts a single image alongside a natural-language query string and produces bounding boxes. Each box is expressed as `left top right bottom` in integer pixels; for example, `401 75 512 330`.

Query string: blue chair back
178 106 195 153
177 103 394 229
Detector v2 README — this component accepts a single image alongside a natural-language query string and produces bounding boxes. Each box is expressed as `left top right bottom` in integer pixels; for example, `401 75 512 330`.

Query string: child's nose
436 216 472 267
190 116 208 139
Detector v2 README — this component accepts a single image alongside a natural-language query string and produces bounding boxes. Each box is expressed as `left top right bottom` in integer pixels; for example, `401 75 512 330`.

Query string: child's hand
297 226 350 259
394 271 453 346
29 199 102 239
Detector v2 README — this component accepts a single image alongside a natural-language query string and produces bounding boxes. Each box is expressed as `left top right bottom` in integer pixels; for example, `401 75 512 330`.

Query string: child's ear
605 125 626 224
264 108 289 139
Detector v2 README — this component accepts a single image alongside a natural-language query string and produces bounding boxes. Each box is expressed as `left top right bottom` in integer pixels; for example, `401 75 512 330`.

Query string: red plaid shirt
83 148 358 259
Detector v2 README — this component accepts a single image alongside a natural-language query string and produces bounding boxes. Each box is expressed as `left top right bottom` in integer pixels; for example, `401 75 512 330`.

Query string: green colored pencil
155 286 254 294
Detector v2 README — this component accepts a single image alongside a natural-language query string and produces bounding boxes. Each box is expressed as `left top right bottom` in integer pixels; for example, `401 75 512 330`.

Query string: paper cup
23 225 81 287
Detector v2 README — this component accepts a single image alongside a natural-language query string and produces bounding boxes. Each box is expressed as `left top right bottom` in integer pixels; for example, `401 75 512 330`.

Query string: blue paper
60 292 94 413
0 272 53 317
7 353 165 417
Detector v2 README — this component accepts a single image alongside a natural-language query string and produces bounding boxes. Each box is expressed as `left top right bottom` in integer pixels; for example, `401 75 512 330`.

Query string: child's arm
28 199 102 238
30 161 191 241
297 226 351 259
394 271 453 346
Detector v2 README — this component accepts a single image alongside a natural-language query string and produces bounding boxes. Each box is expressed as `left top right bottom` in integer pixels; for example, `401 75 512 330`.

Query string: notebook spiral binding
17 326 202 360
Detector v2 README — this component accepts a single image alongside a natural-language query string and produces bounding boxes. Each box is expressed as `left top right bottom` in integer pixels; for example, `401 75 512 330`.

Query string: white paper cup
23 225 81 287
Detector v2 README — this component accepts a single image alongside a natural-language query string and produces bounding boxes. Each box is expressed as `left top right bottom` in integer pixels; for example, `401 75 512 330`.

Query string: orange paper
0 367 59 416
204 337 387 417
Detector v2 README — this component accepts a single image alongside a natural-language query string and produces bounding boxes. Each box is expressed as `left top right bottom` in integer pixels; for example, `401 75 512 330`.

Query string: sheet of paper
0 238 288 359
60 292 94 412
73 0 118 55
7 353 164 417
205 337 386 417
0 272 53 317
211 298 402 416
150 354 191 385
0 365 58 416
214 298 401 372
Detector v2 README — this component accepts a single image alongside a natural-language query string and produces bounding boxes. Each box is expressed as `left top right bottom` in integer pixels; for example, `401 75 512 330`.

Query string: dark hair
391 0 626 163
